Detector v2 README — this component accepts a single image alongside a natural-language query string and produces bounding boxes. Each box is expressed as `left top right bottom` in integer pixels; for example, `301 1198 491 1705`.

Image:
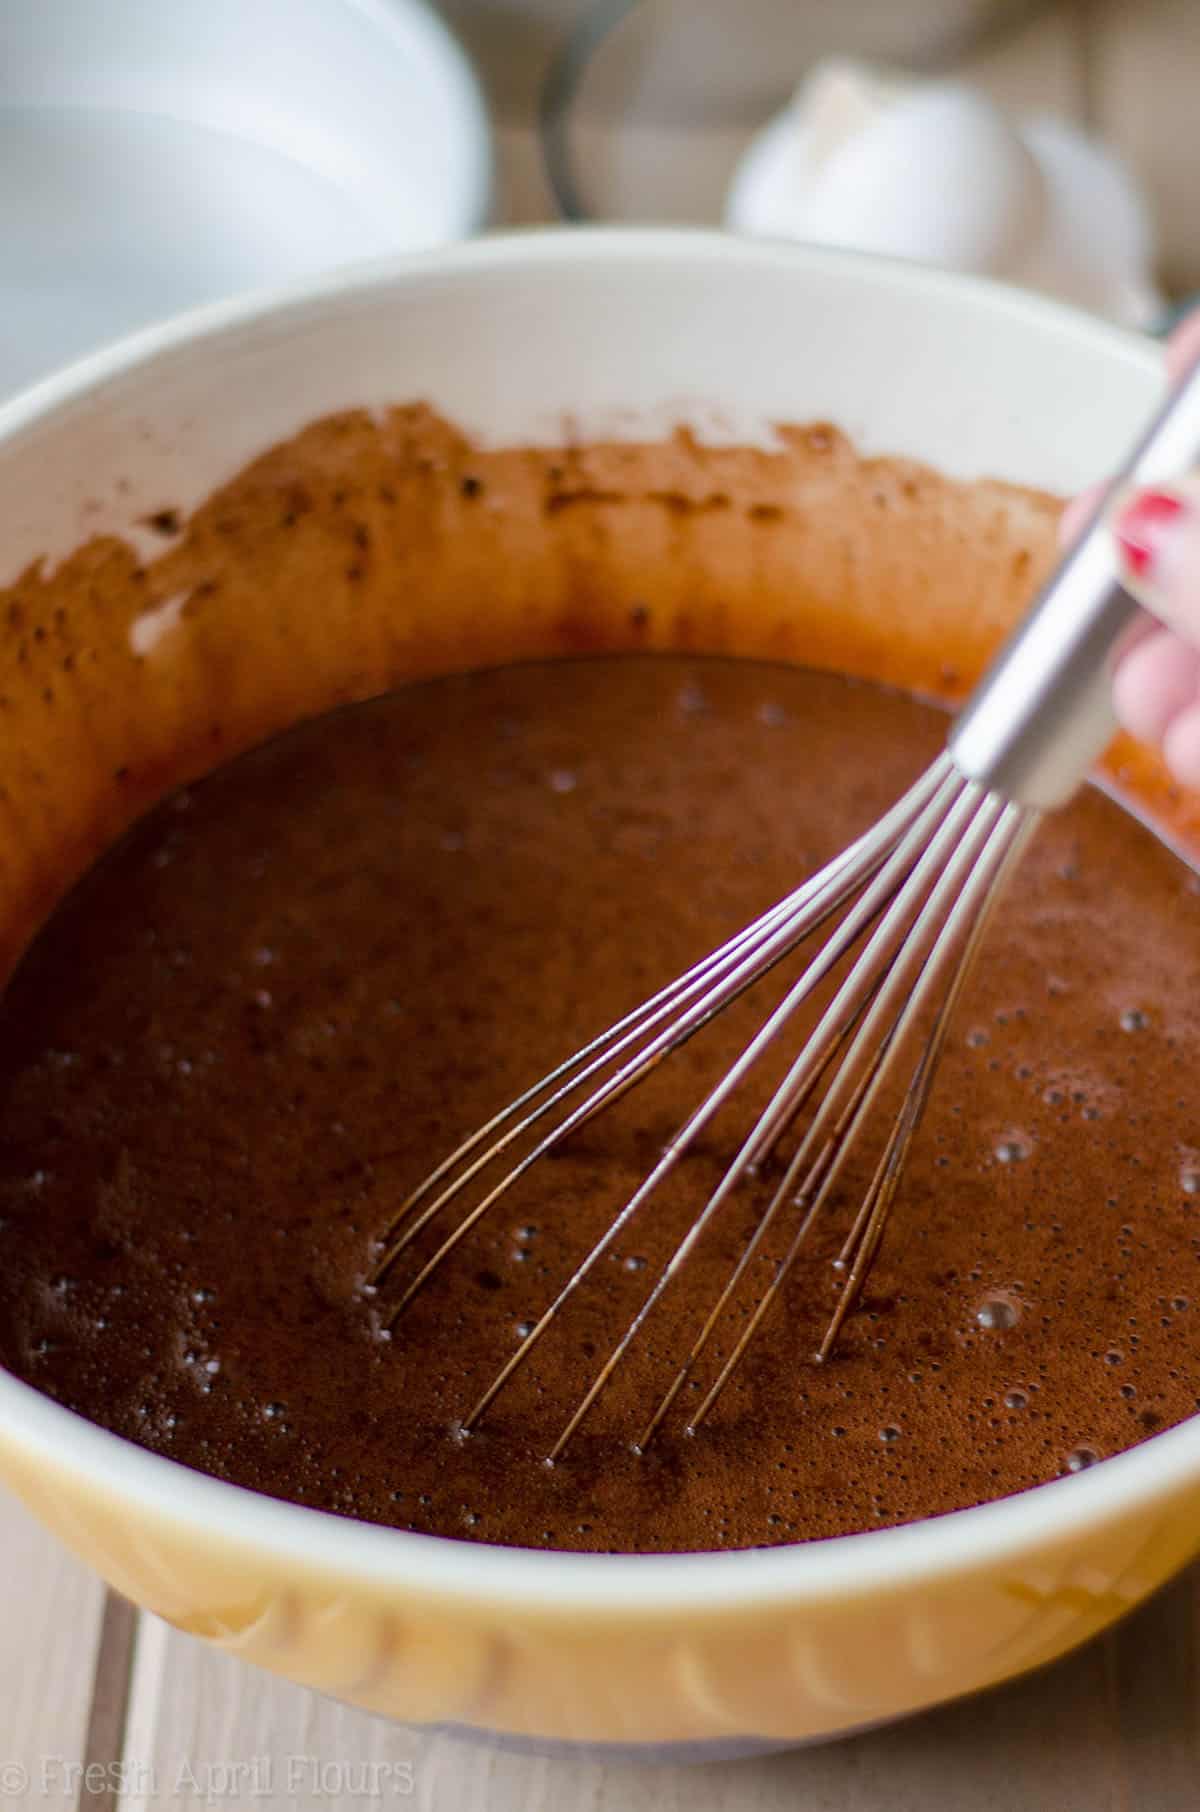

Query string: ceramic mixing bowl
0 230 1189 1759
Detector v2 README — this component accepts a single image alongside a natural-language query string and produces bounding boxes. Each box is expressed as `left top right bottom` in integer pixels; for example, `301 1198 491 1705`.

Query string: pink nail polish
1113 488 1185 580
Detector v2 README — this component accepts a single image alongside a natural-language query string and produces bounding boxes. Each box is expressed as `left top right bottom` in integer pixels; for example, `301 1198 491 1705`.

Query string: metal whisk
371 355 1200 1458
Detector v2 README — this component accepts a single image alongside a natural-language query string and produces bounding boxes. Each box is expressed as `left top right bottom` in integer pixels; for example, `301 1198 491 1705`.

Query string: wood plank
0 1486 107 1811
128 1630 426 1812
1105 1569 1200 1812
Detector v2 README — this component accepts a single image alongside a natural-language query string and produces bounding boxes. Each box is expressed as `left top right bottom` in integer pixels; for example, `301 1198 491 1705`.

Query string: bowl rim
0 226 1155 451
0 226 1186 1616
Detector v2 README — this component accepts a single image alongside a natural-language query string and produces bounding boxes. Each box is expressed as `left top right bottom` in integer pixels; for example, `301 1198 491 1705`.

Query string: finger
1110 478 1200 642
1162 700 1200 790
1111 624 1200 748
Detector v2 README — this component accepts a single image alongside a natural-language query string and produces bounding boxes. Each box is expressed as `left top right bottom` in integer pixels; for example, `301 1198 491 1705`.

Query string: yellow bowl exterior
5 1427 1200 1745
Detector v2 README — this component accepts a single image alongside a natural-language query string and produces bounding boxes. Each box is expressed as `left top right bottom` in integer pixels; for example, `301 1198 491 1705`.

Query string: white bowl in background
0 0 492 398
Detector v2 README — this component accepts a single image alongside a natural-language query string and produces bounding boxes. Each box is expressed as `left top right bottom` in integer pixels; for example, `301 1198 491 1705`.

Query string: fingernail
1112 486 1187 584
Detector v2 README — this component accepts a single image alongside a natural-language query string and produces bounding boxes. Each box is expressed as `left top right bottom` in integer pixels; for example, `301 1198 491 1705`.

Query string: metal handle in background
949 350 1200 810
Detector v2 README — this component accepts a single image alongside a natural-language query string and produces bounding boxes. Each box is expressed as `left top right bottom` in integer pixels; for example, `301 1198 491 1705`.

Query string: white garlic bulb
728 59 1161 329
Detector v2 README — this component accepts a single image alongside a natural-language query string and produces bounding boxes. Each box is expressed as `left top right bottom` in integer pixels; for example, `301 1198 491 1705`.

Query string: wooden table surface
6 2 1200 1807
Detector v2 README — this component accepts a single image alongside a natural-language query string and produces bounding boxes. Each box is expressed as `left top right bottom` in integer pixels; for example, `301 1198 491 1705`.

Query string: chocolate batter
0 653 1197 1552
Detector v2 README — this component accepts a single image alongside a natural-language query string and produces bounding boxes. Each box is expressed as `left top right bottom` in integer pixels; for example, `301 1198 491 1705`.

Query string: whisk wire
467 762 969 1446
374 746 1039 1457
371 753 954 1302
685 799 1033 1430
384 848 868 1321
534 771 981 1453
634 782 999 1443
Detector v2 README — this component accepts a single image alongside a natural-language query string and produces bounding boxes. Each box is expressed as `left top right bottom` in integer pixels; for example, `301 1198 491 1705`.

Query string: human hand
1076 312 1200 786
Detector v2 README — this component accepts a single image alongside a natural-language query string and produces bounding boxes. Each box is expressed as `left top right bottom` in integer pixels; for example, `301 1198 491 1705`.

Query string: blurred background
1 0 1194 401
440 0 1196 298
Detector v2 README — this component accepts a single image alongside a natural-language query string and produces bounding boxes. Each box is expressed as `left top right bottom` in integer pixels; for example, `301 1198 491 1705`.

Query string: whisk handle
949 349 1200 810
